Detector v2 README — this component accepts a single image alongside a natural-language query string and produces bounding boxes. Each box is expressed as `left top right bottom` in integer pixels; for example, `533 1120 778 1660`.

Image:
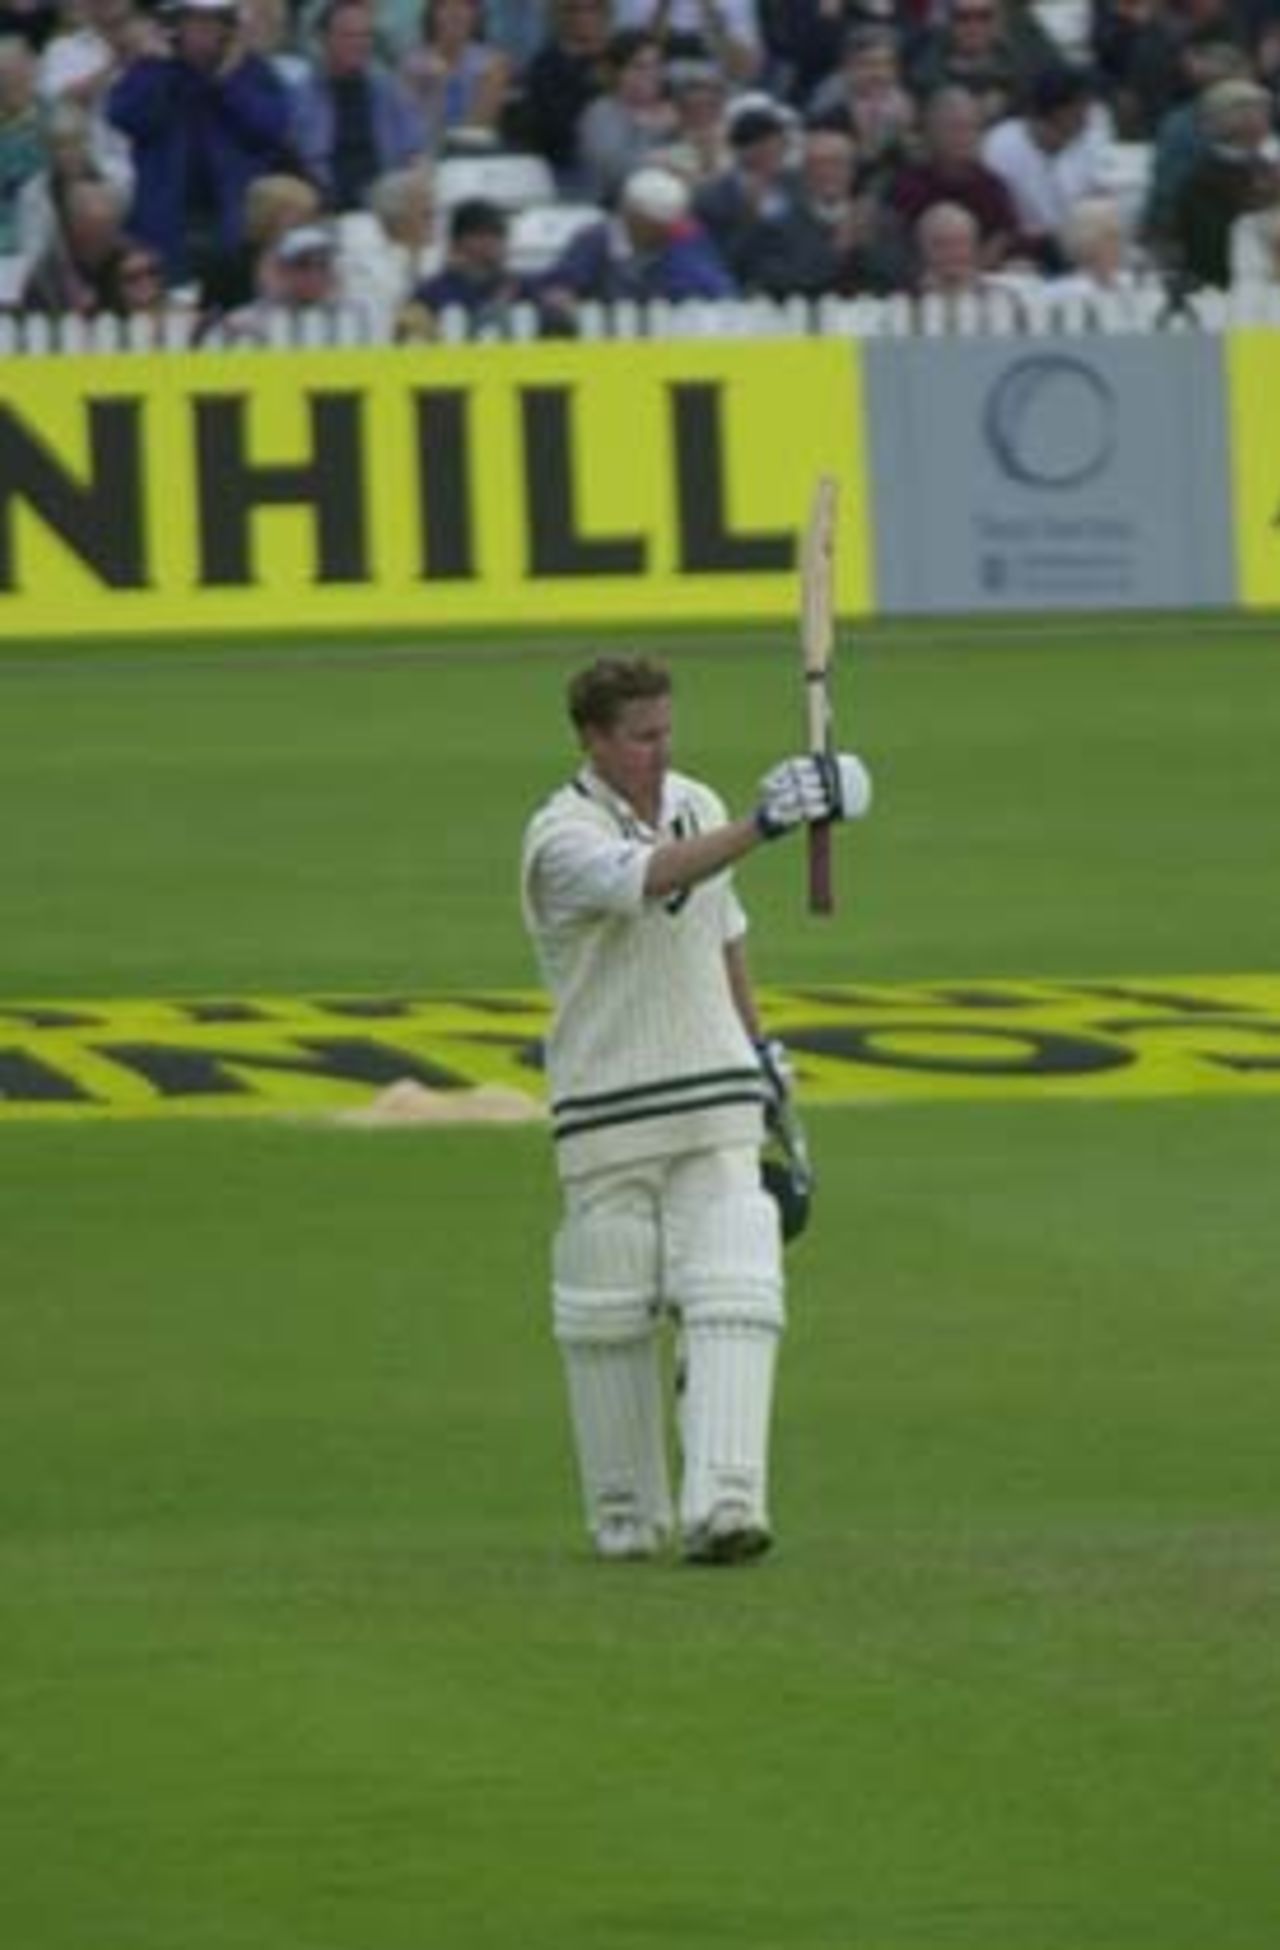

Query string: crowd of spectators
2 0 1280 337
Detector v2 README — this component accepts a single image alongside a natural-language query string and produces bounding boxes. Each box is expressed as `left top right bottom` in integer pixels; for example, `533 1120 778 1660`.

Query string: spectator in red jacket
888 83 1021 268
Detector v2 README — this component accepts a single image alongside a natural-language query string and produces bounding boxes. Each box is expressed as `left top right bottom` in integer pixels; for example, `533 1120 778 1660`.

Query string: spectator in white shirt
981 63 1113 269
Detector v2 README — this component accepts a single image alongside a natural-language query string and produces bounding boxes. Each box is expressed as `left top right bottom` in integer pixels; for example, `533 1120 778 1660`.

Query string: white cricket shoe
593 1515 667 1562
682 1501 772 1566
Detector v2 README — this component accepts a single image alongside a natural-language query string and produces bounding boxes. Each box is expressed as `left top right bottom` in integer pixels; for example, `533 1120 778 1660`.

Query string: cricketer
520 656 872 1564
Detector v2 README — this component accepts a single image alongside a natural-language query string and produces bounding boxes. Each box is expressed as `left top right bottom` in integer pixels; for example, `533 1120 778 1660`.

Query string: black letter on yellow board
671 386 793 573
0 400 146 589
521 390 646 577
415 390 473 578
193 394 368 585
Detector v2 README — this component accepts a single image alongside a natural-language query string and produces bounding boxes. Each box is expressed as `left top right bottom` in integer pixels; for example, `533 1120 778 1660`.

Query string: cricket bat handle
807 818 834 914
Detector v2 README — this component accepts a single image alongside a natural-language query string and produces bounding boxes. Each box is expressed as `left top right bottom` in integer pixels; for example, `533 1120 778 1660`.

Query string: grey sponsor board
865 334 1234 613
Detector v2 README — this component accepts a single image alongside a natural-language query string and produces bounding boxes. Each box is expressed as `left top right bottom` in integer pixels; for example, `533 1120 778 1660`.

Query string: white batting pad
553 1202 672 1551
677 1321 778 1536
559 1337 673 1552
662 1153 785 1537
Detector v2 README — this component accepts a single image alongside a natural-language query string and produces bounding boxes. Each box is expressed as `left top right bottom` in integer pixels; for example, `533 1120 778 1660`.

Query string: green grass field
2 615 1279 1950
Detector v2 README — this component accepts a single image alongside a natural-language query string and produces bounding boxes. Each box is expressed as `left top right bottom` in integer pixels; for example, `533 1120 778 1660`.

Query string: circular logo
982 354 1118 490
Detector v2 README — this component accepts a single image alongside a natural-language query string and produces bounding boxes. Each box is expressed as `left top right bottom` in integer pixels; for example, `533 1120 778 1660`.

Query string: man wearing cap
107 0 293 284
691 92 802 289
411 195 528 335
536 159 735 323
210 216 340 338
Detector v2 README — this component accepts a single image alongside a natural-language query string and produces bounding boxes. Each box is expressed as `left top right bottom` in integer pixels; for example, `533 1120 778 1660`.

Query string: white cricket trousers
552 1145 785 1549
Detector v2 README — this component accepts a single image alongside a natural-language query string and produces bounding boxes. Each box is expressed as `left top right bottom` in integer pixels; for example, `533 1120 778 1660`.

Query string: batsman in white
520 657 871 1564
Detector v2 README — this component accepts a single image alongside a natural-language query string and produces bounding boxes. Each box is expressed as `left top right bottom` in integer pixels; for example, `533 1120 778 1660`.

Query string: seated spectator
692 91 799 287
805 26 917 177
1052 190 1147 293
611 0 764 86
790 119 910 293
650 54 730 188
905 0 1058 131
20 171 128 308
1163 75 1278 286
212 216 343 337
981 63 1114 270
103 233 177 331
291 0 426 211
411 192 526 331
887 83 1020 268
199 166 321 309
334 159 437 315
512 0 611 184
1090 0 1184 140
694 109 908 297
15 95 131 265
576 29 677 203
397 0 512 156
912 195 1020 301
1141 39 1256 244
537 159 734 323
107 0 294 286
0 34 43 255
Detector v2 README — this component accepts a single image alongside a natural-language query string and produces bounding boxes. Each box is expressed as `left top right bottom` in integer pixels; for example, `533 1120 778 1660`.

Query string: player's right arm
526 755 872 922
645 753 872 898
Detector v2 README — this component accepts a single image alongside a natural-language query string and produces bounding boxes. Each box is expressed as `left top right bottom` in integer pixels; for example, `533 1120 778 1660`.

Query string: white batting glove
754 752 872 840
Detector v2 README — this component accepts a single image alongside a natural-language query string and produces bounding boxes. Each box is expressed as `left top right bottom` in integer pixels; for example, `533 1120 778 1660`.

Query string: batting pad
677 1320 779 1534
664 1174 784 1535
553 1207 673 1546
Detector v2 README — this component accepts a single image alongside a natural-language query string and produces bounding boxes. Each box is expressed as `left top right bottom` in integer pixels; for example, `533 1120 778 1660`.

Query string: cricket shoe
593 1515 667 1562
682 1501 772 1567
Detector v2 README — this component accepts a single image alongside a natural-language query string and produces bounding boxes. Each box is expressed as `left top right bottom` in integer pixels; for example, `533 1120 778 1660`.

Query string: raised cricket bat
799 475 839 916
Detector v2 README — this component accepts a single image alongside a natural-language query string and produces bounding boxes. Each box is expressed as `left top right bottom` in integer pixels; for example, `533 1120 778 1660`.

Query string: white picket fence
3 279 1280 356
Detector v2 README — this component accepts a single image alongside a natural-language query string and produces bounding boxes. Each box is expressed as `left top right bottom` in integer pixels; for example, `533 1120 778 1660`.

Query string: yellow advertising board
1225 329 1280 608
0 339 871 638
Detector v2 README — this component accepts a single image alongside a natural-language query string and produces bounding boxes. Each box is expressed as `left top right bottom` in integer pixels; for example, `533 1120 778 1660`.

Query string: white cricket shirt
521 764 765 1179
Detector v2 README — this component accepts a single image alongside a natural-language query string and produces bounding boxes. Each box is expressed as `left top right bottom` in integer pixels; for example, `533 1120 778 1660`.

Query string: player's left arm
725 932 797 1118
724 932 763 1044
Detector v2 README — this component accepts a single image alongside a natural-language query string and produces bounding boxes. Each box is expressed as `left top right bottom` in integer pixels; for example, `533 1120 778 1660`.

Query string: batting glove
754 1036 794 1114
754 752 872 839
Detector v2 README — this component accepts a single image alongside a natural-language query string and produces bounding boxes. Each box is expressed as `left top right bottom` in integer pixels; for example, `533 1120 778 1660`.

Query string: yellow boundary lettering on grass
1 976 1278 1121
